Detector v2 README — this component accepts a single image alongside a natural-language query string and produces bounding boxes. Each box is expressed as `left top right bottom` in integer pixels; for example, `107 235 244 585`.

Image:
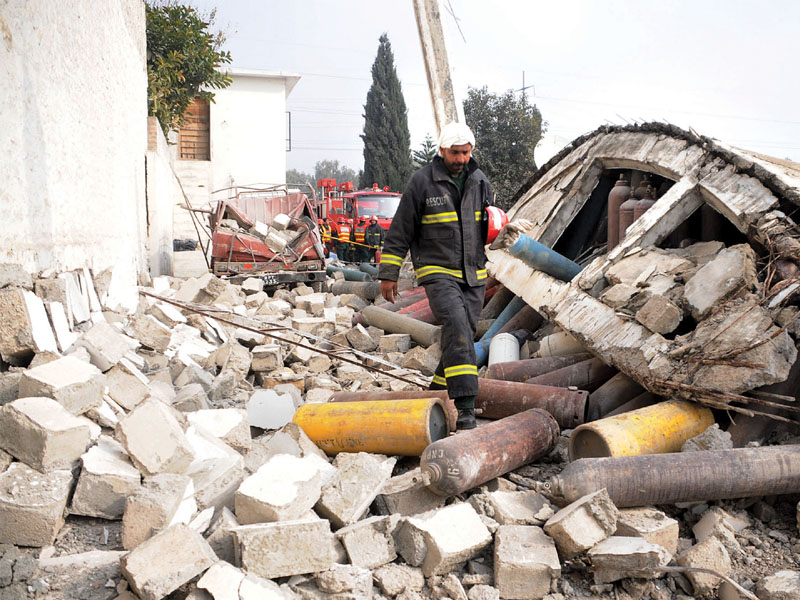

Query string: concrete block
46 301 78 352
0 371 21 406
379 333 411 353
395 502 493 576
116 399 195 476
174 383 211 412
0 263 32 289
120 523 217 600
316 564 373 597
239 573 295 599
0 289 58 364
684 243 757 320
122 473 193 549
469 491 555 526
211 340 252 379
76 321 138 372
251 344 283 372
0 397 91 471
59 271 91 324
616 507 679 556
209 370 238 402
126 313 172 352
184 426 246 511
306 353 333 373
676 536 732 597
243 422 329 473
247 389 296 429
35 549 126 600
756 570 800 600
175 364 214 391
206 506 240 564
401 344 441 376
337 514 399 569
345 324 378 352
0 448 11 472
70 435 141 519
0 462 73 546
316 452 396 529
233 519 338 579
188 408 251 452
236 453 335 524
468 585 500 600
635 295 683 334
493 525 560 600
245 291 269 311
587 536 672 584
692 506 741 554
257 299 293 317
147 302 188 328
374 467 446 516
335 362 375 387
18 355 105 415
543 488 618 559
305 388 334 404
682 423 733 452
292 317 335 338
373 563 426 596
197 561 245 599
105 365 150 411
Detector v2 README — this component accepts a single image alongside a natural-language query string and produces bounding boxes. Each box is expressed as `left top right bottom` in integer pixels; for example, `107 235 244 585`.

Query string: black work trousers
423 278 484 404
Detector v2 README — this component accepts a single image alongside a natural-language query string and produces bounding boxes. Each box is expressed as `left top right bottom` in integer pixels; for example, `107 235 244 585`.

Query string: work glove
490 219 533 250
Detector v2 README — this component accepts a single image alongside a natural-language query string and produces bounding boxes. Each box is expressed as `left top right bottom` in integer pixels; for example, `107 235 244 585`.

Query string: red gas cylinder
618 198 637 242
607 173 631 251
633 186 656 221
633 173 653 199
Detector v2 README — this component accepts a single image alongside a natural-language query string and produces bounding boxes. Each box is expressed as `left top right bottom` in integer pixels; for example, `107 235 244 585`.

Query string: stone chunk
756 570 800 600
184 426 245 511
494 525 560 600
76 321 138 371
682 423 733 452
120 523 217 600
315 564 373 597
337 514 399 569
379 333 412 353
174 383 211 412
0 397 91 471
233 519 337 579
292 317 335 338
18 355 105 415
247 389 296 430
71 435 141 519
116 399 195 476
374 467 446 516
470 491 555 526
616 507 679 556
251 344 283 372
316 452 396 529
105 364 150 411
0 288 57 363
126 313 172 352
346 324 378 352
400 344 441 376
0 263 32 289
588 536 672 584
122 474 193 549
236 453 335 524
0 462 73 546
395 502 492 576
543 488 618 559
676 536 732 597
147 301 188 328
372 564 426 596
243 422 328 474
188 408 251 452
635 295 683 334
684 244 757 320
206 507 240 563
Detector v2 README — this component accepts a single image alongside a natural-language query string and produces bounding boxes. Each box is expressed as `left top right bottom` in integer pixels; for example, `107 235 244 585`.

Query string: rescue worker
353 216 369 263
364 215 385 263
318 218 332 255
337 218 352 263
378 122 527 430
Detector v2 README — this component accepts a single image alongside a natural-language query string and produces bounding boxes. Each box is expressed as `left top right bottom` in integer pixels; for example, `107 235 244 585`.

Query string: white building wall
145 118 177 276
0 0 147 311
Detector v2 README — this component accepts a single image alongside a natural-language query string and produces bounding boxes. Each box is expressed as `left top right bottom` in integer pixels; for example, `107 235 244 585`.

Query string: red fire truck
316 179 401 246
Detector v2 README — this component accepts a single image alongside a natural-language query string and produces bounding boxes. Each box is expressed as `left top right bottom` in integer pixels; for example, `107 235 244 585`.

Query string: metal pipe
568 400 715 460
485 354 593 382
474 338 492 368
293 398 448 456
361 305 441 347
330 280 381 300
586 373 645 421
606 392 656 417
505 234 582 282
422 409 559 497
479 296 526 342
525 358 616 393
480 285 515 320
543 445 800 508
496 304 543 337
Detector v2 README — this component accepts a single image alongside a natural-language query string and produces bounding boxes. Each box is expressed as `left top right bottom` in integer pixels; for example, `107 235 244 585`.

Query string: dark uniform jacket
378 155 493 287
365 222 385 247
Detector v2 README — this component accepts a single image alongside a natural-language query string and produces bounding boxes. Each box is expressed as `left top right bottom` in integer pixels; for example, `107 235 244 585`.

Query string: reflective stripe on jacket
378 156 494 287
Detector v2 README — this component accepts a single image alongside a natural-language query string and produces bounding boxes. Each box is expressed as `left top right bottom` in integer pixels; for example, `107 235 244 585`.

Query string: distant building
172 68 300 238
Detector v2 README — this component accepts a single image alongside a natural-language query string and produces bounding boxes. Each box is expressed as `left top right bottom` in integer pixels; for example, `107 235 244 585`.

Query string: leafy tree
361 34 413 193
463 86 546 210
412 134 438 168
314 160 357 186
146 2 232 137
286 168 314 185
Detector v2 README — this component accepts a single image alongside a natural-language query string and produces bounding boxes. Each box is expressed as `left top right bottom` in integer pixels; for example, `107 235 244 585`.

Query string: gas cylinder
633 173 653 199
607 173 631 251
618 197 638 242
633 186 656 221
421 408 559 496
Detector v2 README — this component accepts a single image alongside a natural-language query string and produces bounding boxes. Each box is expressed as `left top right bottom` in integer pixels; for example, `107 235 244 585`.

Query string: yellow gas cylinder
292 397 448 456
568 399 714 460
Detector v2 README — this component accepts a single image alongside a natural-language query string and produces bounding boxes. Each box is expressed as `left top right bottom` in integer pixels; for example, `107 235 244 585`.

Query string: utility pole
412 0 463 136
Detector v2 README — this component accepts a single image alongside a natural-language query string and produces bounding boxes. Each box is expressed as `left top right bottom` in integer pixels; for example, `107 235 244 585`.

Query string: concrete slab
71 435 141 519
18 355 105 415
494 525 560 600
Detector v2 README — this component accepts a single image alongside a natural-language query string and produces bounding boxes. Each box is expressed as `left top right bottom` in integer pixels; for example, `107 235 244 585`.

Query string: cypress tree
361 34 413 192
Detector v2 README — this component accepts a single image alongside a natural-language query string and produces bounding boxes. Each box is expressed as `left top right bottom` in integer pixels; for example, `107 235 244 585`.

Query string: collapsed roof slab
488 123 800 403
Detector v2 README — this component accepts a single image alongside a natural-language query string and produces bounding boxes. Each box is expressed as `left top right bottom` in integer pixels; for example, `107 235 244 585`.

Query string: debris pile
1 258 800 600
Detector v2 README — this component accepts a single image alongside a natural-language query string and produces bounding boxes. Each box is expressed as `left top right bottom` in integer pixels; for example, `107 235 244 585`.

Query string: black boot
456 408 476 430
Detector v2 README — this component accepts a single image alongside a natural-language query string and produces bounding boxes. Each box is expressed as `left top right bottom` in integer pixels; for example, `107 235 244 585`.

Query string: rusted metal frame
138 290 429 388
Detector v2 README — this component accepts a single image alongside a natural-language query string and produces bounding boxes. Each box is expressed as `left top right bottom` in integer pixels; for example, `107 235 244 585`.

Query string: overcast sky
191 0 800 176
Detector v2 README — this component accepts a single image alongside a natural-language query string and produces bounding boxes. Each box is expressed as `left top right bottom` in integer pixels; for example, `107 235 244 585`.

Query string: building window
179 98 210 160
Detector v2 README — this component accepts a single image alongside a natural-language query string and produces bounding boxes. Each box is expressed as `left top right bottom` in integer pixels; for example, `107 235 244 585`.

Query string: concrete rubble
3 124 800 599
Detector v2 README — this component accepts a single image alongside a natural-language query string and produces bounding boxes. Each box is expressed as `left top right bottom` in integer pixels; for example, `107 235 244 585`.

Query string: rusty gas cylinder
618 197 638 241
633 185 656 220
633 173 653 199
421 408 560 496
607 173 631 251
